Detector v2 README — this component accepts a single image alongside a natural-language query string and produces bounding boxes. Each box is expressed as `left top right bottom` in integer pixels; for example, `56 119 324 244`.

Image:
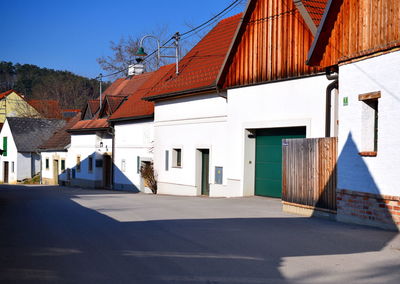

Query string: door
53 160 59 185
255 127 306 198
3 162 9 183
103 155 112 188
201 150 210 196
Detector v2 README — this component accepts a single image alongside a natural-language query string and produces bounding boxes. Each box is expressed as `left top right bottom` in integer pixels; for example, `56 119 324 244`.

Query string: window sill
172 166 182 169
359 151 377 157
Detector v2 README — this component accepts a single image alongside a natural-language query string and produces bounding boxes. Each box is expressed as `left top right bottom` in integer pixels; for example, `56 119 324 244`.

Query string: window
2 136 7 157
359 91 380 156
61 160 66 171
172 148 182 167
11 162 14 173
88 156 93 172
45 158 49 169
121 159 126 172
76 156 81 172
137 156 140 174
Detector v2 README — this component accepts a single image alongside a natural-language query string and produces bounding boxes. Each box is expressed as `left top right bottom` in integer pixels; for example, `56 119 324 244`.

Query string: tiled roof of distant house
28 100 63 119
7 117 65 152
68 118 109 132
0 89 26 100
143 14 242 101
109 64 173 121
39 113 81 151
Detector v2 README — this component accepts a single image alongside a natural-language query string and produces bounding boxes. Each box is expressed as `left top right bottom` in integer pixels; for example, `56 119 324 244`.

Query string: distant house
39 113 81 185
66 72 152 189
0 117 65 183
0 90 42 128
109 65 172 192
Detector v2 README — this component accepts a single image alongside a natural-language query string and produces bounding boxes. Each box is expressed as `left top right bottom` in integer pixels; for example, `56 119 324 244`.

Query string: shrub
140 162 157 194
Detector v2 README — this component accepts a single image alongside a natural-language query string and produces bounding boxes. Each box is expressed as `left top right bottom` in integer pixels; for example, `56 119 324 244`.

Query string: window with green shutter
3 137 7 157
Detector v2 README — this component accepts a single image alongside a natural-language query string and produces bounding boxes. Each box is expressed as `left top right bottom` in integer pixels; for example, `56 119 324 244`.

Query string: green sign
343 96 349 106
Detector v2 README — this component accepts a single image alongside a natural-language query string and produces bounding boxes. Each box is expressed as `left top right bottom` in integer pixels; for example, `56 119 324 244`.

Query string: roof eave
306 0 342 66
67 127 109 133
109 114 154 123
143 85 217 102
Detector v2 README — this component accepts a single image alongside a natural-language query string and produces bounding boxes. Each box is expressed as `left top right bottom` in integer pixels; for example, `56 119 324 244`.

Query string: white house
109 65 172 192
66 72 152 189
306 0 400 230
39 113 81 185
0 117 65 183
143 14 242 197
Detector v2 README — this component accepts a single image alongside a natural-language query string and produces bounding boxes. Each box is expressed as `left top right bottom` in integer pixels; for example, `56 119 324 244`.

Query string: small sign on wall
215 167 223 184
343 97 349 106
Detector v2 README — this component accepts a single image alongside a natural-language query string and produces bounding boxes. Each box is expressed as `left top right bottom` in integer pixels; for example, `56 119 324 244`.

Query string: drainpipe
108 124 115 190
325 68 338 137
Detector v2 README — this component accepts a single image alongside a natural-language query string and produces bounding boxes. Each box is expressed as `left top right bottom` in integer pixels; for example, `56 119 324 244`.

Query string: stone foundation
337 189 400 231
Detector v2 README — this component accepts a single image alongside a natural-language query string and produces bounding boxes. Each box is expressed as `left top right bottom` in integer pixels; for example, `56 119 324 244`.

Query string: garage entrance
255 127 306 198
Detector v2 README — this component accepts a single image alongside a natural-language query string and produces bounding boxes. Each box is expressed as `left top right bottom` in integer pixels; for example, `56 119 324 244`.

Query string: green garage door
255 127 306 198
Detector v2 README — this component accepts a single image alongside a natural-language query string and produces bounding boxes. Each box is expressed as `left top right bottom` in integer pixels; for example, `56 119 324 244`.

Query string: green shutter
3 137 7 157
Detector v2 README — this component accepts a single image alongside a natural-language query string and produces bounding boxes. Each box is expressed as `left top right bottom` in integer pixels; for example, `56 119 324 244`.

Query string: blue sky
0 0 245 79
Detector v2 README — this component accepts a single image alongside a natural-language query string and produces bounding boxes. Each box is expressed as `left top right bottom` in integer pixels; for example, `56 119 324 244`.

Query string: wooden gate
282 137 337 212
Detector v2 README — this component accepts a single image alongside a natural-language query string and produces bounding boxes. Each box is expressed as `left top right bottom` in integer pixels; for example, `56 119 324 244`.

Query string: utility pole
99 73 103 111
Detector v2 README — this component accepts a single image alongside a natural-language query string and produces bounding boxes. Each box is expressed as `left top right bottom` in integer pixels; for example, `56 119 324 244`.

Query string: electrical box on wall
215 167 223 184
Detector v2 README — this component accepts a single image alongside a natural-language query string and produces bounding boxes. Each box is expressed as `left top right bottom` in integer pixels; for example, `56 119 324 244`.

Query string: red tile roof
40 113 82 150
0 89 24 100
109 64 174 121
143 14 242 100
303 0 328 26
88 99 100 115
28 100 63 119
68 118 109 132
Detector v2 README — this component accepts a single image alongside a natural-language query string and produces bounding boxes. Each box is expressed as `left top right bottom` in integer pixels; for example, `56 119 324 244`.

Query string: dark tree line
0 61 109 109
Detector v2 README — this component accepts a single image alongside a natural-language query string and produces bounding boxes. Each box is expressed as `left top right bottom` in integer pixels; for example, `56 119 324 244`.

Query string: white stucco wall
113 119 154 192
68 132 112 187
227 74 331 196
154 93 229 196
41 151 68 183
0 120 19 183
337 50 400 197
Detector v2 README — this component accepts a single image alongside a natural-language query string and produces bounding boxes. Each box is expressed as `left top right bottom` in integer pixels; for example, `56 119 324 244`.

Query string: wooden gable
218 0 323 89
308 0 400 67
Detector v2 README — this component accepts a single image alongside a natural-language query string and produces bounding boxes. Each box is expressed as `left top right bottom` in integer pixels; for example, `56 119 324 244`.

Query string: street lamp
135 32 181 74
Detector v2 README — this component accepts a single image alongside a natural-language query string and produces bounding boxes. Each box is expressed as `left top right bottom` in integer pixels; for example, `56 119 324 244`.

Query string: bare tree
97 26 192 77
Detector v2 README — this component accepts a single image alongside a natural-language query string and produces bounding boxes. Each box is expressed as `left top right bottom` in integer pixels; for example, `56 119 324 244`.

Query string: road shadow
0 186 398 283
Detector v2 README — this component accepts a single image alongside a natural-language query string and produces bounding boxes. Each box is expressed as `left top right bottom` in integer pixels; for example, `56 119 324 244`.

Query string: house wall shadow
58 152 141 193
314 133 398 231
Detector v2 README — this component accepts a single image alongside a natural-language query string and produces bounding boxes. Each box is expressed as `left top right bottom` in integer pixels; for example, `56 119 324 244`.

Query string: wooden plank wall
313 0 400 67
220 0 323 88
282 137 337 212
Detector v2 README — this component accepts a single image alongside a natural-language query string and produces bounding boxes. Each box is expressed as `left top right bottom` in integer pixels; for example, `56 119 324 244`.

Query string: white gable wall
154 93 229 196
338 51 400 196
68 132 112 188
113 119 154 192
0 120 19 183
226 74 331 196
41 151 68 184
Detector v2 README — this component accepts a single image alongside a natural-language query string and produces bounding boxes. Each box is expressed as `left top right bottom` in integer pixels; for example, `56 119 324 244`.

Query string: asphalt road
0 185 399 283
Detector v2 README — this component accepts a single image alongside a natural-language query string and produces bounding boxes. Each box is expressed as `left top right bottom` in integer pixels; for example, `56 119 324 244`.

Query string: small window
61 160 65 171
45 158 49 169
359 91 379 156
11 162 14 173
88 156 93 172
76 156 81 172
172 148 182 168
121 159 126 172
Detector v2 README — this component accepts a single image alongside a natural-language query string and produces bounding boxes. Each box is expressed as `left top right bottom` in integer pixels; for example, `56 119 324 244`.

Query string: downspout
325 68 338 137
109 124 115 190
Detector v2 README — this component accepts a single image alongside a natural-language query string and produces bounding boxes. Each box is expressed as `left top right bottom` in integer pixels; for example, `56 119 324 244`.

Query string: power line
97 0 244 80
